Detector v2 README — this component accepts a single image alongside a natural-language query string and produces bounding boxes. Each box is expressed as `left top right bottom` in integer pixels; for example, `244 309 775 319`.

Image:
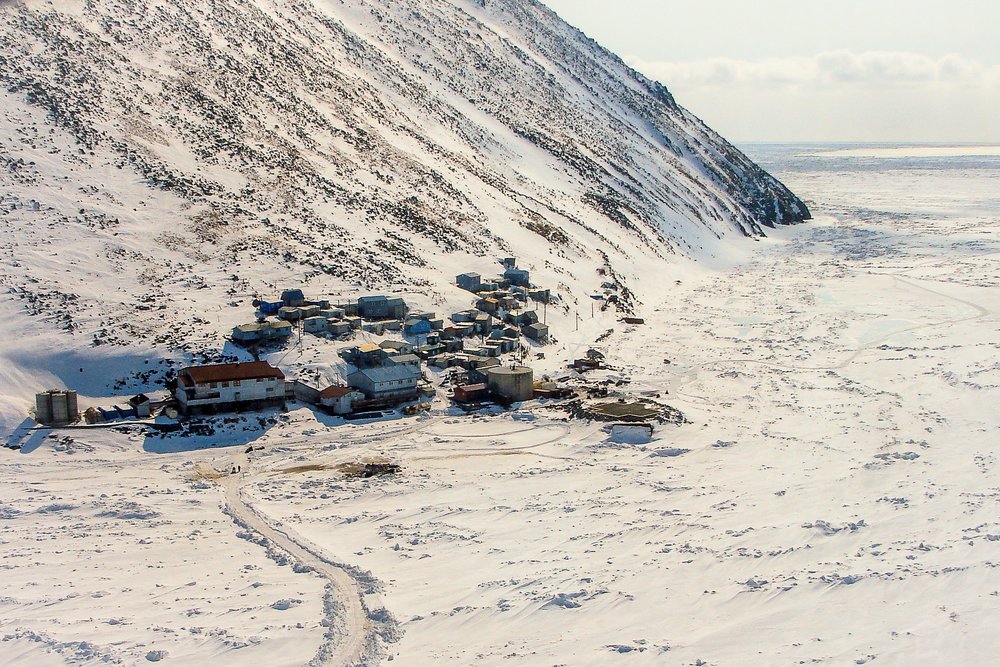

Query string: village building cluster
29 257 587 428
166 258 559 417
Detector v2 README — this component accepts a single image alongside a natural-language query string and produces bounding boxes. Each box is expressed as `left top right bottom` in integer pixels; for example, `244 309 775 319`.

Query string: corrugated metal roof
182 362 284 384
387 354 421 365
349 365 421 383
320 385 361 400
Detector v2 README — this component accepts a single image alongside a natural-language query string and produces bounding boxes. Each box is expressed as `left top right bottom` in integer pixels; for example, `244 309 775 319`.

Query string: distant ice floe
809 145 1000 159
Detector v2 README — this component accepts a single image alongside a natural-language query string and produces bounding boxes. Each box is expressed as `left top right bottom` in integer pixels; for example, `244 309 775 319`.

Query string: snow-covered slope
0 0 807 349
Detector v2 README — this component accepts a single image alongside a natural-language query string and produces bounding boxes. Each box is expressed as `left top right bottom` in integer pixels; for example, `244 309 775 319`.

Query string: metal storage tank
65 390 78 422
35 389 78 425
35 391 54 424
486 366 534 403
51 392 69 424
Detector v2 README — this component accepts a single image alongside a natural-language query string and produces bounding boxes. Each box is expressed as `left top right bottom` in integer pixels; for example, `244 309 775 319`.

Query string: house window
266 387 274 393
210 382 218 388
221 382 229 388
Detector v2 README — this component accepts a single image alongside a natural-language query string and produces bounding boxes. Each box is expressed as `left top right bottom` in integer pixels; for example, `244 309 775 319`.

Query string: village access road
219 469 373 667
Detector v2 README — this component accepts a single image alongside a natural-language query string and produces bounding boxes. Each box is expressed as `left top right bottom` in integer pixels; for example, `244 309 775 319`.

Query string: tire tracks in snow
219 470 396 666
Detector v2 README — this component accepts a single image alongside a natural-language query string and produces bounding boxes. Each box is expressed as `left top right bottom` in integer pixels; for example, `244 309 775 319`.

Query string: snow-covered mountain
0 0 808 346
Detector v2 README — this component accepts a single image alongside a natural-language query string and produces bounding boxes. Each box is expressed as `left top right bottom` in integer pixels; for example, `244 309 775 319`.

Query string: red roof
320 385 359 400
181 362 284 384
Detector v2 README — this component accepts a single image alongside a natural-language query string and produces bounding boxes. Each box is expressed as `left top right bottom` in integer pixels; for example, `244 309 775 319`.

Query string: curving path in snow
219 470 375 667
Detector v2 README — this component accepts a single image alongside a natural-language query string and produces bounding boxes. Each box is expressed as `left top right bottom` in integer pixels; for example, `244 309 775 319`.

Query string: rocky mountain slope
0 0 808 351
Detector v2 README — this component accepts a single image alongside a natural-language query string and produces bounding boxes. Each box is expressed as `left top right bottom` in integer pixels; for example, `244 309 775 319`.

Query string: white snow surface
2 146 1000 664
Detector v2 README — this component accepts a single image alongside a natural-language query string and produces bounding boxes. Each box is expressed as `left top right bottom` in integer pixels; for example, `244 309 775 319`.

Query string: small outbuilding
457 272 482 293
128 393 152 418
303 316 329 334
319 386 364 415
404 318 433 336
504 267 530 287
380 340 414 355
523 322 549 343
454 383 489 403
281 289 306 307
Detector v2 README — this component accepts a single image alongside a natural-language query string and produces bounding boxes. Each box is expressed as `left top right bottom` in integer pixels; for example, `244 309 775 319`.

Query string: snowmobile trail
219 471 376 667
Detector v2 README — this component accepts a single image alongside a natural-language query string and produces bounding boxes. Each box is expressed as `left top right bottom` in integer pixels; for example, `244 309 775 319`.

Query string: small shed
380 340 414 355
523 322 549 343
327 320 352 335
454 383 489 403
457 272 482 292
303 316 328 334
472 313 493 334
476 297 500 314
320 308 345 319
386 354 421 368
504 267 530 287
404 318 433 336
128 394 152 418
506 310 538 326
319 386 364 415
281 289 306 306
278 306 302 321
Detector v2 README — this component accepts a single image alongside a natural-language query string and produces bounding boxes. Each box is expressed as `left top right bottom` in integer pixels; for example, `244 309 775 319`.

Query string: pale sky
541 0 1000 143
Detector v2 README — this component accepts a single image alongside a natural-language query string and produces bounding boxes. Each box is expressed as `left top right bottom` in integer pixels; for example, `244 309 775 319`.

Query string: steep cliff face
0 0 808 345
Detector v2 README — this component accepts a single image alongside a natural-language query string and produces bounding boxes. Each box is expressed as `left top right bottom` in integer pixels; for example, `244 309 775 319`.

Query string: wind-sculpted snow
0 0 807 345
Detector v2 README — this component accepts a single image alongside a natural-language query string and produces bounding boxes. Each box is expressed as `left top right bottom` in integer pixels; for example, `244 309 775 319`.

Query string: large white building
347 365 421 402
175 362 286 414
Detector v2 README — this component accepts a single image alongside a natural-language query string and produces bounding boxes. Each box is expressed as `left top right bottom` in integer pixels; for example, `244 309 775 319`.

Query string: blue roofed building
504 267 530 287
404 318 433 336
456 272 482 293
357 295 407 320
